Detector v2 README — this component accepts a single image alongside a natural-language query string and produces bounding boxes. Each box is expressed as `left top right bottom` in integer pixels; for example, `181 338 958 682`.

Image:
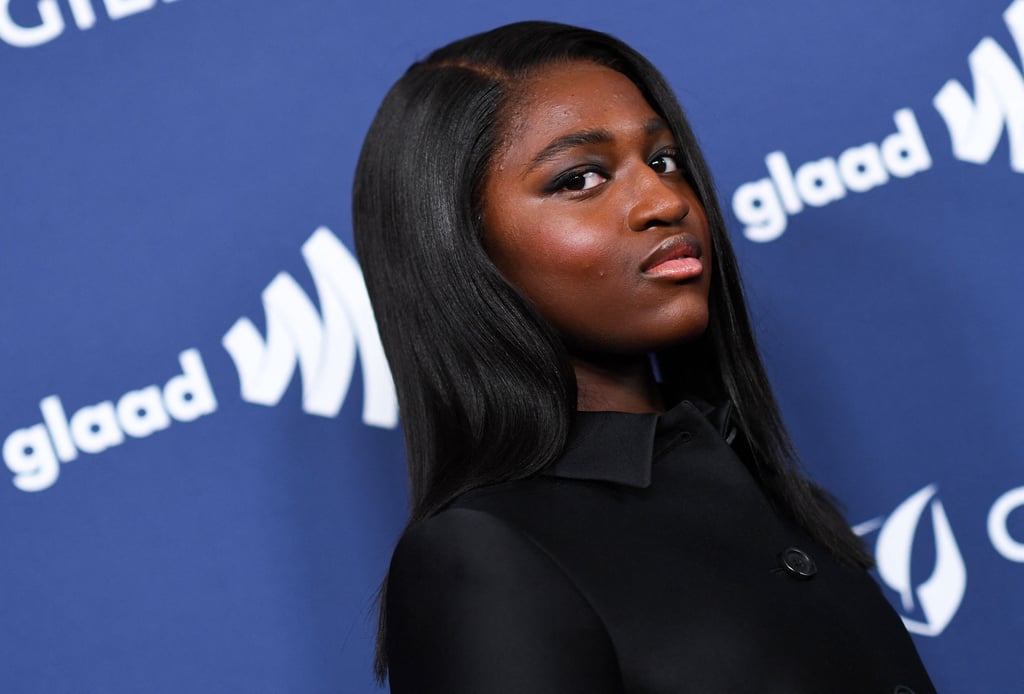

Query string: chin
664 309 711 347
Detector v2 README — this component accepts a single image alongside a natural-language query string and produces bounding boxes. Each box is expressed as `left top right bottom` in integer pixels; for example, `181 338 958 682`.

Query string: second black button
780 547 817 579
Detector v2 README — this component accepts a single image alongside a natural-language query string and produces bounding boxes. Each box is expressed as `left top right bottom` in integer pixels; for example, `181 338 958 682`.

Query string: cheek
493 213 616 286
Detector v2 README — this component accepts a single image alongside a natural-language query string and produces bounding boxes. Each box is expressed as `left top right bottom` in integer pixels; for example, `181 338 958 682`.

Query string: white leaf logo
222 227 398 428
875 484 967 637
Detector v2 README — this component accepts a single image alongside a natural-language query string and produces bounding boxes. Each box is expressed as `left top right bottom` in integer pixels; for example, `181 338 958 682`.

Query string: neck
572 353 664 413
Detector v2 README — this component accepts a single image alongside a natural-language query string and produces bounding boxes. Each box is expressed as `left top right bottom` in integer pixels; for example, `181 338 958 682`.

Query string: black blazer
386 400 936 693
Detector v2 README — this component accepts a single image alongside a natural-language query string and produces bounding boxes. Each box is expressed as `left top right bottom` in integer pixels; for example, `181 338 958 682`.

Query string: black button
780 547 817 579
892 687 915 694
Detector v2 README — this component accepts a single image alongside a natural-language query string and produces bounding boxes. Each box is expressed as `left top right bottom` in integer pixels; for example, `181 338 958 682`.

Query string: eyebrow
523 118 670 175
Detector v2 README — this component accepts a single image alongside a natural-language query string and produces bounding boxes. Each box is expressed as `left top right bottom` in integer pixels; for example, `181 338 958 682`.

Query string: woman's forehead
509 61 652 125
496 62 665 169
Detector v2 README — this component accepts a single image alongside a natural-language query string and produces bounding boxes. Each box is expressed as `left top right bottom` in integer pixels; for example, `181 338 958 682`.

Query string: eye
556 168 608 192
650 151 681 175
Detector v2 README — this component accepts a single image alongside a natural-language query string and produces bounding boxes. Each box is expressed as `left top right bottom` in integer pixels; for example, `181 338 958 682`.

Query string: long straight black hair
352 20 873 683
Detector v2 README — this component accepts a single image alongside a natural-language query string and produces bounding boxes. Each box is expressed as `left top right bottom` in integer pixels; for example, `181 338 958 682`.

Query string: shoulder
388 479 571 582
387 480 586 605
387 506 565 609
385 507 622 693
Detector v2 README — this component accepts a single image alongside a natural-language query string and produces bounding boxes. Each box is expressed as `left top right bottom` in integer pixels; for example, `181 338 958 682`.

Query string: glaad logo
1 350 217 492
222 227 398 428
868 485 967 637
0 0 179 48
733 109 932 243
1 227 397 492
733 0 1024 242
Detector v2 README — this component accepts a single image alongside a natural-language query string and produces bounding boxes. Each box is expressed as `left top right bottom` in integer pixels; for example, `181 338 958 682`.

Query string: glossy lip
640 233 704 276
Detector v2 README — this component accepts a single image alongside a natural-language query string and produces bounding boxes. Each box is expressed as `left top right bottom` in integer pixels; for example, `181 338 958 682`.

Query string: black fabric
385 399 937 693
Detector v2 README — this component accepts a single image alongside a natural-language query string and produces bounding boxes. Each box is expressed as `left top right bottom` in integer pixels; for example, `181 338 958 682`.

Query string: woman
353 21 936 693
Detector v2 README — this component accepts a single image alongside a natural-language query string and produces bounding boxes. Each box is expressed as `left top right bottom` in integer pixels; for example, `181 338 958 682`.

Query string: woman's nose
627 167 691 231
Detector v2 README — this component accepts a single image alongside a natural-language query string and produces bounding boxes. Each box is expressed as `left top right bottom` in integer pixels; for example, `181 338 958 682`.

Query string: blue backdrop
3 1 1022 691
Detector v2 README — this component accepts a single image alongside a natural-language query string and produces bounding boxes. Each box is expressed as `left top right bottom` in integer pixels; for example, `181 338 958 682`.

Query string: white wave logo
873 485 967 637
934 0 1024 173
222 227 398 428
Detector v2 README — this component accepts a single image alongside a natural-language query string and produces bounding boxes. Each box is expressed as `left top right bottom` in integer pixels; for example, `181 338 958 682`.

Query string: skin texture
481 61 713 413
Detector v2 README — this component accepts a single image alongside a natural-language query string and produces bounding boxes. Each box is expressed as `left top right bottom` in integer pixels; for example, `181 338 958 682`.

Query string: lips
640 233 704 279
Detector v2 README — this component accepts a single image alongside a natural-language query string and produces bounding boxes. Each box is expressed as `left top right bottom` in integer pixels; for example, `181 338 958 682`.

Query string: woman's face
481 61 712 357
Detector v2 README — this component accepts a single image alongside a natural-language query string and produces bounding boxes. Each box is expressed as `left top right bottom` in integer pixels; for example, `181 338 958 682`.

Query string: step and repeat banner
2 1 1022 691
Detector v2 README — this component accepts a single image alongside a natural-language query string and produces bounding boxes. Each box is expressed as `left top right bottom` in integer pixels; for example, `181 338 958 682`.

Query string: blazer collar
542 398 735 489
